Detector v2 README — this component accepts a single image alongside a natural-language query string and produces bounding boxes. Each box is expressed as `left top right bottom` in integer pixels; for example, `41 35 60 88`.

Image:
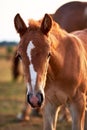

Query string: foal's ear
41 14 52 35
14 13 27 37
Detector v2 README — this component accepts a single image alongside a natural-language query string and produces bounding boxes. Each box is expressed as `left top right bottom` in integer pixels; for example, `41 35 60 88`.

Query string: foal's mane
28 19 41 30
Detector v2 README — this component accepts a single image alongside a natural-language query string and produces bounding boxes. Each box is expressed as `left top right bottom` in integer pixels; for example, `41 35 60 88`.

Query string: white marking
26 41 37 92
27 41 35 61
17 112 23 120
30 64 37 91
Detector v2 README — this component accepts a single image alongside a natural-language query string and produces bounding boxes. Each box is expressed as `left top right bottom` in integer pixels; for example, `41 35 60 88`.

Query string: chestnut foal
14 13 87 130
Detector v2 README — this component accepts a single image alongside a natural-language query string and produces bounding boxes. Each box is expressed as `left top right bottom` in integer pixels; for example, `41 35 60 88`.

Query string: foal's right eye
17 53 22 60
18 54 22 60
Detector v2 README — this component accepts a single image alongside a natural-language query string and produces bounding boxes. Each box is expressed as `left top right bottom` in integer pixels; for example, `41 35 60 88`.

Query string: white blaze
26 41 37 92
27 41 34 61
30 64 37 91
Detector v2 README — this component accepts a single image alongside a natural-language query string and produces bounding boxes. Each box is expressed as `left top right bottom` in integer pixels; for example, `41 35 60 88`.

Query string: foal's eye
17 54 22 60
48 52 51 58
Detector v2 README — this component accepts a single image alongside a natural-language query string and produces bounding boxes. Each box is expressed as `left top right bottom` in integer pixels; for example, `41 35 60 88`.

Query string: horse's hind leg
84 110 87 130
84 93 87 130
68 90 85 130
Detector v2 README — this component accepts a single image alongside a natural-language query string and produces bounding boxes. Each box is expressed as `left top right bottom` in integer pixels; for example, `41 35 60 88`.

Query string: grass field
0 46 72 130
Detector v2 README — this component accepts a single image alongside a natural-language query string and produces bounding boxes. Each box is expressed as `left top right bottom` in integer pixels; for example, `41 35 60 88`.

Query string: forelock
28 19 41 30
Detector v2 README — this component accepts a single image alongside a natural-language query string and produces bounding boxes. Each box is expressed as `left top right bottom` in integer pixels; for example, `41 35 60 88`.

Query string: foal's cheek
22 64 30 82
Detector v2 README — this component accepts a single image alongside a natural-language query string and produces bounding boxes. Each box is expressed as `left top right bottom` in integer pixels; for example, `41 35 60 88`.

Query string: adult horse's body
14 13 87 130
52 1 87 32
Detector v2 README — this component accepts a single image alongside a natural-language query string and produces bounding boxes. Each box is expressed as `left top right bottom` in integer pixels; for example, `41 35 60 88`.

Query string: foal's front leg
43 102 59 130
68 90 85 130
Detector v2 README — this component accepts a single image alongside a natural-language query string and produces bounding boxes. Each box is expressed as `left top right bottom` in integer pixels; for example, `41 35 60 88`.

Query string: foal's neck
49 30 68 78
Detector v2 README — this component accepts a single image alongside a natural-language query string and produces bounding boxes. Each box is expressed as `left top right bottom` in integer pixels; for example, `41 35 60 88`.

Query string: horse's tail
12 51 20 80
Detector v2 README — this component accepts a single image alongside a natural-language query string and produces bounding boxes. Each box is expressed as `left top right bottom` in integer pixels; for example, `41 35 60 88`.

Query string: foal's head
14 14 52 108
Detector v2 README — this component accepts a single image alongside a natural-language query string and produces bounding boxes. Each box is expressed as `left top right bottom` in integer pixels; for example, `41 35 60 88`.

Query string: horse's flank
52 1 87 32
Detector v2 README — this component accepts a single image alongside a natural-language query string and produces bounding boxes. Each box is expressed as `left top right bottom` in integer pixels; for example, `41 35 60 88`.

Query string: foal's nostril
27 93 33 106
36 92 43 106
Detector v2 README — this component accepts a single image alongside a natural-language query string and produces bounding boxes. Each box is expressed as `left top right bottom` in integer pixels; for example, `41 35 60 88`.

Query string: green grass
0 81 25 115
0 50 25 115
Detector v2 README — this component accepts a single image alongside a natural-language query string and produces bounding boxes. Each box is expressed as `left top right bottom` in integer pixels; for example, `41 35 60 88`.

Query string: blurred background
0 0 86 130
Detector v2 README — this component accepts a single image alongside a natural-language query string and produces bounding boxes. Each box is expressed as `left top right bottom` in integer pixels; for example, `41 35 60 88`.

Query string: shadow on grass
0 114 71 130
0 114 43 130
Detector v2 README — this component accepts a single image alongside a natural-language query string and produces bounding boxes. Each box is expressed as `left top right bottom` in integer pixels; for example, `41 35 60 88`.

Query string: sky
0 0 87 42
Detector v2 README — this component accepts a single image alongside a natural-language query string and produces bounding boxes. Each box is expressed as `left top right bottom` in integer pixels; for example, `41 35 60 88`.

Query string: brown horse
14 13 87 130
52 1 87 32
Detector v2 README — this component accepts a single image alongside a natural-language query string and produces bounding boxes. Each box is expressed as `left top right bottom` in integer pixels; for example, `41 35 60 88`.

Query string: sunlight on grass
0 47 26 115
0 59 12 82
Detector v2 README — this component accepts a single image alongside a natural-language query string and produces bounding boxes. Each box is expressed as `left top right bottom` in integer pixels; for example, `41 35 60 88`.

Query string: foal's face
14 13 52 108
18 33 50 108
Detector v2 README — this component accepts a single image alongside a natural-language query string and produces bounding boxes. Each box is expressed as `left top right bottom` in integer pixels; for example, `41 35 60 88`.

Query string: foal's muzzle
27 92 44 108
